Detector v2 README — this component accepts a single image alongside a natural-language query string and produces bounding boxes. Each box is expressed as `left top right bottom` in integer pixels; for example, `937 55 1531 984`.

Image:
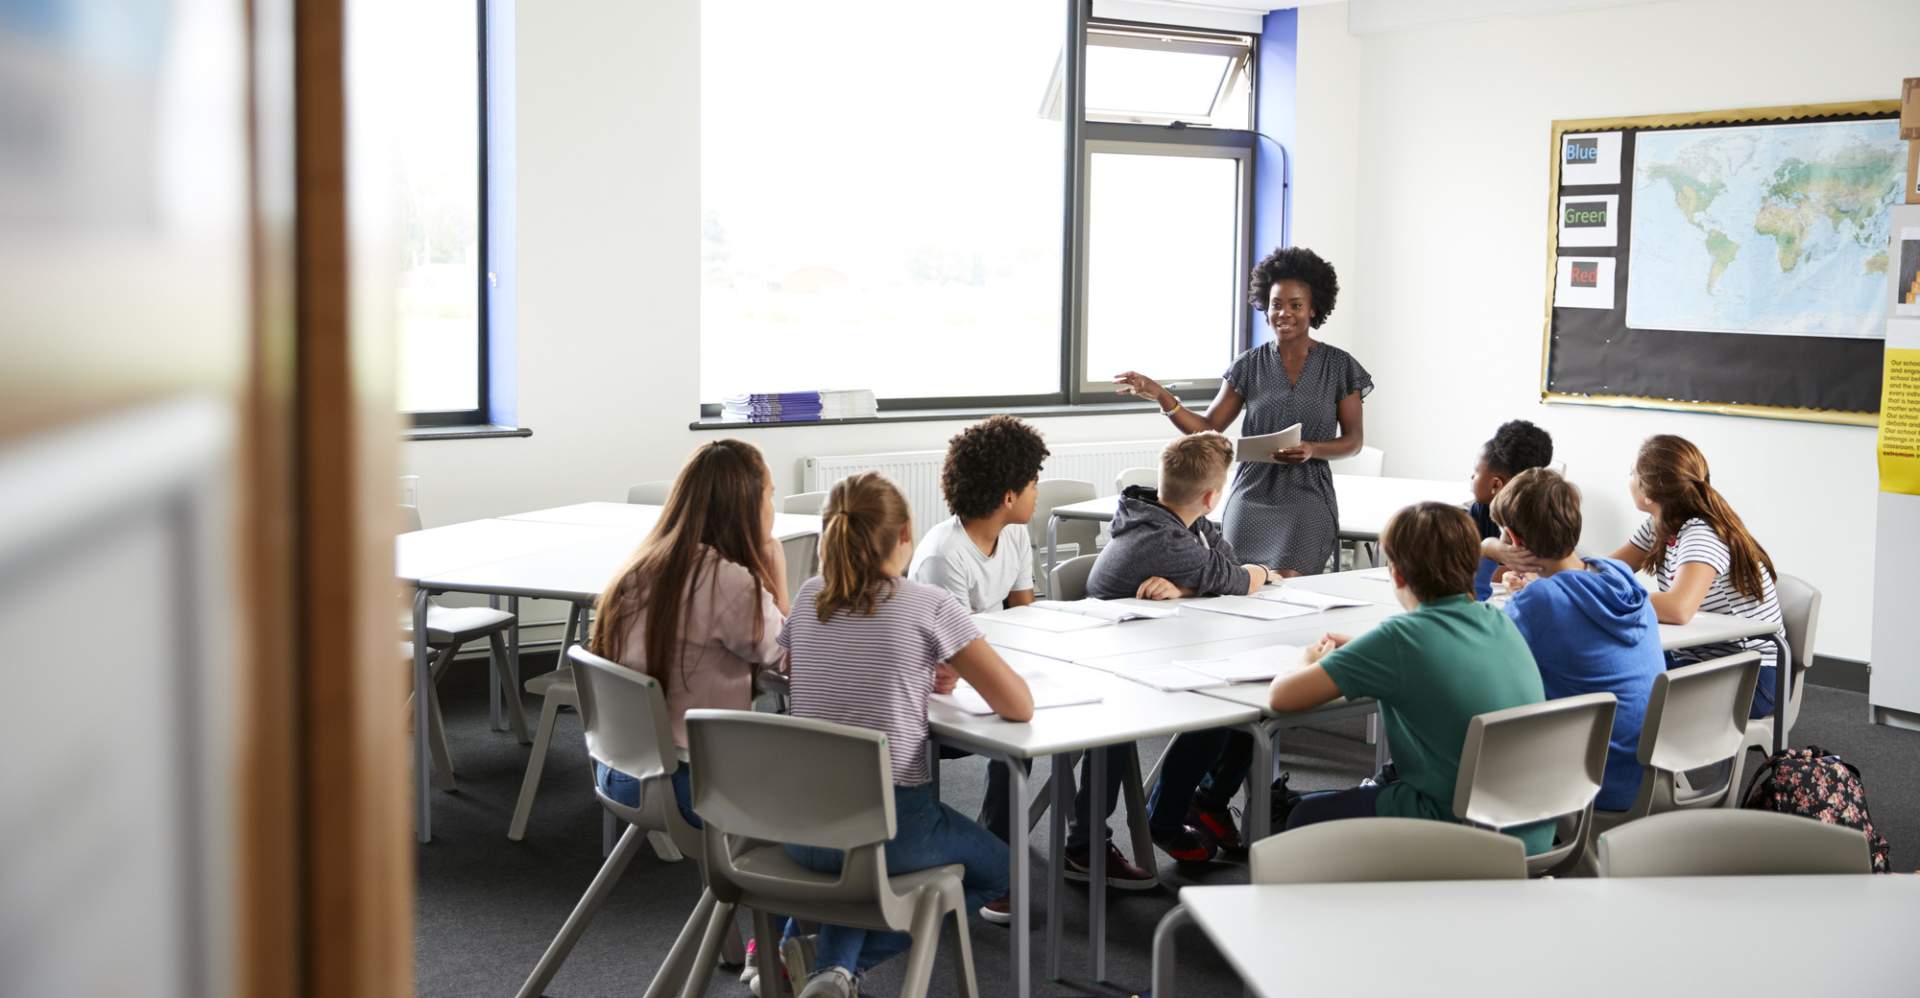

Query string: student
588 438 789 824
1614 435 1786 718
909 416 1153 910
1086 432 1271 860
1491 469 1662 812
1468 419 1553 600
1268 501 1552 855
780 472 1033 998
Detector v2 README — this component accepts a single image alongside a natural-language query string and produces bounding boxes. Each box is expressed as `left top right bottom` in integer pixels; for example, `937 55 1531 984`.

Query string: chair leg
513 823 650 998
488 630 531 744
895 894 946 998
426 681 457 791
1027 751 1080 833
749 908 785 998
507 691 564 840
647 830 685 863
1121 745 1159 881
947 897 980 998
640 889 718 998
676 900 735 998
719 912 746 966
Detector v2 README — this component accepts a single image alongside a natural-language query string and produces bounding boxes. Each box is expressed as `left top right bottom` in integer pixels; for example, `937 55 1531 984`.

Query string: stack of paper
719 388 877 423
1255 588 1371 611
937 675 1103 715
1179 595 1318 621
1174 644 1305 683
983 605 1113 633
1030 599 1177 622
1235 422 1304 463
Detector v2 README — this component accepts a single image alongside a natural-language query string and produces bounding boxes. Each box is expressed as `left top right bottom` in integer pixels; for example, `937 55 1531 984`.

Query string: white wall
1295 0 1920 660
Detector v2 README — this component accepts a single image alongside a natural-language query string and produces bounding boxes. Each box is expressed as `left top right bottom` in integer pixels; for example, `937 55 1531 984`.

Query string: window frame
405 0 491 429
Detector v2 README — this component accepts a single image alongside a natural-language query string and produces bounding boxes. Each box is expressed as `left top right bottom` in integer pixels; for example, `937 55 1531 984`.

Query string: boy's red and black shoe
1188 803 1245 856
1150 823 1219 864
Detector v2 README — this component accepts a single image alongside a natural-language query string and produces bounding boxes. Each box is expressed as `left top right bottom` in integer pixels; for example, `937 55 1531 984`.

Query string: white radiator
802 438 1168 538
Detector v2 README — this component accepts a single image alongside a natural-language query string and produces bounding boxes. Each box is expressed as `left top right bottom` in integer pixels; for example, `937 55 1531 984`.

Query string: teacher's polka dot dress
1221 340 1373 575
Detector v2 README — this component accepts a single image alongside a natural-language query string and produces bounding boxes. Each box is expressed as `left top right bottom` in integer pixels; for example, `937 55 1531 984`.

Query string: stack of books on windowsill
721 389 876 423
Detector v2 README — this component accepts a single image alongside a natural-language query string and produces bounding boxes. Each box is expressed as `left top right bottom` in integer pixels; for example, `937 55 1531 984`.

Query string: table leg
413 587 433 843
1088 746 1107 983
1771 634 1789 755
1006 754 1030 998
1046 513 1060 586
1151 904 1192 998
488 594 505 731
1244 721 1275 843
1373 709 1392 773
1047 753 1068 981
508 594 522 720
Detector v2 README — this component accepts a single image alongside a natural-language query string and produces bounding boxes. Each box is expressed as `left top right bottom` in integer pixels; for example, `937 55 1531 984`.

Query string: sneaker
1150 823 1219 864
779 934 817 990
798 966 859 998
1189 802 1245 855
739 939 758 986
978 894 1013 925
1269 772 1304 831
1064 841 1156 889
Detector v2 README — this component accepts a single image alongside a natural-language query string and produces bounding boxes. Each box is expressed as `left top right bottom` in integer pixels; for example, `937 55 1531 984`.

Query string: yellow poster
1881 347 1920 495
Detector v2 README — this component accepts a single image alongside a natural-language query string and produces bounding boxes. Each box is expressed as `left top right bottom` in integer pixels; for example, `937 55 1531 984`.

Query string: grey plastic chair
1730 574 1819 794
1596 808 1870 877
779 492 827 597
626 480 673 505
1452 692 1616 877
1113 466 1157 493
1031 479 1099 591
1047 553 1100 603
514 646 710 998
678 709 980 998
781 491 829 515
1250 817 1526 883
400 504 527 790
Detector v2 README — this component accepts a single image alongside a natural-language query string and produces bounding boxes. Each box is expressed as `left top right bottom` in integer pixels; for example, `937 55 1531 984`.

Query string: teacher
1115 247 1372 576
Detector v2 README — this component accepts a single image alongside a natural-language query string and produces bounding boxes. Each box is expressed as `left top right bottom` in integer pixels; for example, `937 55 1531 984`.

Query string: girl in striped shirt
1609 435 1786 718
778 472 1033 998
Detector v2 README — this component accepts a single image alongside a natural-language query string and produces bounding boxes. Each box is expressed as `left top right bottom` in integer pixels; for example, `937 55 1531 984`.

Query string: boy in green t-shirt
1266 501 1552 854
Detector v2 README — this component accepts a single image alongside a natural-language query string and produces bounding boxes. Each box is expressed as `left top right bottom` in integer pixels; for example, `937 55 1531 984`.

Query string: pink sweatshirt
614 545 785 747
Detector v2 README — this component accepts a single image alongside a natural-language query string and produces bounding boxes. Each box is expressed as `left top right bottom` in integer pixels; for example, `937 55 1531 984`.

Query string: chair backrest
1048 554 1099 602
1597 809 1870 877
1328 445 1385 477
1114 466 1157 493
1250 818 1525 883
400 503 422 534
685 709 896 852
566 645 685 834
782 490 829 515
1453 692 1616 830
1031 479 1099 544
625 480 673 505
1638 652 1760 784
1775 573 1820 725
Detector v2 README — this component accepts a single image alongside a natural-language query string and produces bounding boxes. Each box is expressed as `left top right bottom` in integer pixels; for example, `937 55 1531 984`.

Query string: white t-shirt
908 516 1035 613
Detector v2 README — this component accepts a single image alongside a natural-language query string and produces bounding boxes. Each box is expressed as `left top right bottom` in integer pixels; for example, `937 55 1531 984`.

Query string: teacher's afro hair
940 415 1050 521
1248 246 1339 328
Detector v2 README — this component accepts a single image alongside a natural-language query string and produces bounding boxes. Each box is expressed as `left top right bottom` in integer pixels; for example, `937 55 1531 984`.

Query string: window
697 8 1258 417
395 0 487 425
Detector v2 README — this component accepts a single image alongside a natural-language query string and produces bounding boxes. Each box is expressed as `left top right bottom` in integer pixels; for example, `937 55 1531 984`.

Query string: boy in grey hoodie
1086 432 1272 860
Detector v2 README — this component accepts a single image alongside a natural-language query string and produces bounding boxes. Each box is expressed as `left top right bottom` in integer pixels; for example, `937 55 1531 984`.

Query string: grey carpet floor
417 661 1919 998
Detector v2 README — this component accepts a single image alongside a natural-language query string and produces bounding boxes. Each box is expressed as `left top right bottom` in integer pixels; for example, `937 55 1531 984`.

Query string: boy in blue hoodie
1087 432 1272 861
1468 420 1554 600
1493 468 1663 812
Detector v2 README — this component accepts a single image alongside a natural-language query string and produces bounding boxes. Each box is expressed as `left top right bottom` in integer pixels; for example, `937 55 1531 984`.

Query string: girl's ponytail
815 472 912 621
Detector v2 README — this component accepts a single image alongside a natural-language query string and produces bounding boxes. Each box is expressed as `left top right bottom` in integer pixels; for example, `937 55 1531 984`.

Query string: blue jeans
1283 782 1385 830
1146 729 1253 836
782 783 1008 977
594 761 701 828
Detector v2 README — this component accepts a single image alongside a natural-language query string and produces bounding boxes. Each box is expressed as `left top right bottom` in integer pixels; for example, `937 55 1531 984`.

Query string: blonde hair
816 472 912 621
1489 468 1583 561
590 440 777 691
1159 431 1233 506
1634 435 1776 600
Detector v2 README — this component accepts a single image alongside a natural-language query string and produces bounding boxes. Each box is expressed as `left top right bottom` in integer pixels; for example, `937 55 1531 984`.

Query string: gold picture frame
1541 99 1900 427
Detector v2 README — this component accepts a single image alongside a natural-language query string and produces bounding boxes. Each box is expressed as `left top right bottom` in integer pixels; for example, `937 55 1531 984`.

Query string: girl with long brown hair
1608 434 1786 718
588 438 789 824
773 471 1030 998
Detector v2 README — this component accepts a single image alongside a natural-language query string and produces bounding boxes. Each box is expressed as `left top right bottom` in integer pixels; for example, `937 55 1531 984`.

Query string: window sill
688 399 1180 431
403 423 533 442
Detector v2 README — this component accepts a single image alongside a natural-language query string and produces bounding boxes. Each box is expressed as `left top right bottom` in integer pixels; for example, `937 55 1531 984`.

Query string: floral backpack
1741 746 1891 874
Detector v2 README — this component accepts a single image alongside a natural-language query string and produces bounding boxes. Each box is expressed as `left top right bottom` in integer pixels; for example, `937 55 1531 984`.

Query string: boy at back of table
1268 501 1552 855
1492 468 1663 813
1085 431 1272 861
1469 419 1553 600
909 415 1155 910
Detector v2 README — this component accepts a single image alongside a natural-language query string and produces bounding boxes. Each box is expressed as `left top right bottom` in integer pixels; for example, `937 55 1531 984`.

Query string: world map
1625 119 1905 339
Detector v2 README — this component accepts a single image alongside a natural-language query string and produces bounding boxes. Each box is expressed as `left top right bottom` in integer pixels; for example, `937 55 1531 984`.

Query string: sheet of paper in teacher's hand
1235 422 1303 463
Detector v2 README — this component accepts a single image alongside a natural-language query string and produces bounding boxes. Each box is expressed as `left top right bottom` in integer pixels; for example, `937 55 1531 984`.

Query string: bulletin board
1540 100 1904 426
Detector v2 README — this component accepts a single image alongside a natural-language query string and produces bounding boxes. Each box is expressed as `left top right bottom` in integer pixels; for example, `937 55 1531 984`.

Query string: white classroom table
1155 876 1920 997
1042 472 1463 575
395 504 822 843
927 650 1261 996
